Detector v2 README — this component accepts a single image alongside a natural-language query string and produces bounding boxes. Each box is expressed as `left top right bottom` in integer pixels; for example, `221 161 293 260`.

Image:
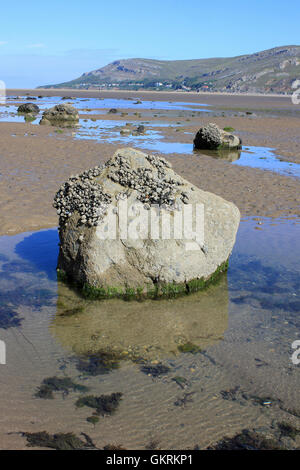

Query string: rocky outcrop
193 123 242 150
41 46 300 94
39 104 79 127
17 103 40 114
54 148 240 298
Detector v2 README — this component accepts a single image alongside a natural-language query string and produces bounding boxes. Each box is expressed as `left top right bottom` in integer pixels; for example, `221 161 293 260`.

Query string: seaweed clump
140 363 171 377
177 342 202 354
172 376 189 389
21 431 97 450
278 421 300 440
207 429 284 450
0 305 22 329
35 376 89 399
75 392 123 416
86 415 99 426
76 351 121 376
103 443 127 450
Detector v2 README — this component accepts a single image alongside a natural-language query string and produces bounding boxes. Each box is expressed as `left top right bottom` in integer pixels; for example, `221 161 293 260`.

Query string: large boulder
54 148 240 298
193 123 242 150
40 104 79 127
17 103 40 114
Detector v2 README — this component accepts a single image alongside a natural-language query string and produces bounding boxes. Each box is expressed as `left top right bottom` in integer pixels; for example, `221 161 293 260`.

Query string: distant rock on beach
39 104 79 127
193 123 242 150
54 148 240 298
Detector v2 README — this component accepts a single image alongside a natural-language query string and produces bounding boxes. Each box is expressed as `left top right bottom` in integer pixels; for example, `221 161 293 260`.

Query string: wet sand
0 219 300 450
6 87 298 108
0 111 300 235
1 91 300 450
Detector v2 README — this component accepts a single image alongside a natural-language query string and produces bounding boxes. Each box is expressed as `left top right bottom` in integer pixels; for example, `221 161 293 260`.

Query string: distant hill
40 46 300 94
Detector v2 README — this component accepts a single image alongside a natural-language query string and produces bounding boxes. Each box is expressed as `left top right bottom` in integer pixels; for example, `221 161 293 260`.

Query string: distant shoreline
5 88 296 110
7 87 291 99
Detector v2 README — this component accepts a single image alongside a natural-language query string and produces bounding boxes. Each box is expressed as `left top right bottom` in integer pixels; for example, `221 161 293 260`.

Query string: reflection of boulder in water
50 275 228 364
194 148 241 162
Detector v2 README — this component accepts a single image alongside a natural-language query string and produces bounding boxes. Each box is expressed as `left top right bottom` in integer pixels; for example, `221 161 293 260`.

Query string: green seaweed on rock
58 257 229 300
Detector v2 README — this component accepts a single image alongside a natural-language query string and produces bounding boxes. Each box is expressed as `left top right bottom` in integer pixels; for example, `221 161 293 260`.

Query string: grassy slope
40 46 300 93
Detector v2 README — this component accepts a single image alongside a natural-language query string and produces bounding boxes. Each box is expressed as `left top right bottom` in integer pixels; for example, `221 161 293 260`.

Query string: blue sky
0 0 299 88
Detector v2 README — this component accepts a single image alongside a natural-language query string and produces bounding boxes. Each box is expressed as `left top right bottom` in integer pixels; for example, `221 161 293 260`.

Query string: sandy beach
0 89 299 236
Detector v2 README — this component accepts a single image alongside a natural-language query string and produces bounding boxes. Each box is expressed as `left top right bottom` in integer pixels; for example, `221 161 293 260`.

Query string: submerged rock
39 104 79 127
120 124 146 136
132 124 145 135
120 127 131 135
193 123 242 150
17 103 40 114
54 148 240 297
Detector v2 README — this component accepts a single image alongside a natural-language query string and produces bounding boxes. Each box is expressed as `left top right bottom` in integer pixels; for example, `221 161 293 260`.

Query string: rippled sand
0 219 299 449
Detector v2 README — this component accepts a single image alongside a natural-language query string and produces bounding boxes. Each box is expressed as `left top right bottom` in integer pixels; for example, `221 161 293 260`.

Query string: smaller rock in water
17 103 40 114
132 124 145 135
193 123 242 150
108 108 118 114
39 104 79 127
120 128 131 136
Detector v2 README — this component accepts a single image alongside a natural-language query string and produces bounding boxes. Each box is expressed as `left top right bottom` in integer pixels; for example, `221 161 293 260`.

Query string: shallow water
75 120 300 176
234 146 300 178
0 217 299 449
75 119 193 154
4 95 211 112
2 99 299 179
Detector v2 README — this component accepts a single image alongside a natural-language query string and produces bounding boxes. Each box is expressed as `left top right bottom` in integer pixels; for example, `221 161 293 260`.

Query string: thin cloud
26 43 45 49
0 41 8 46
